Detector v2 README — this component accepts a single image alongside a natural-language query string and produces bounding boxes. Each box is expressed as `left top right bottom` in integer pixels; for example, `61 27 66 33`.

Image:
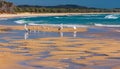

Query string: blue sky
7 0 120 8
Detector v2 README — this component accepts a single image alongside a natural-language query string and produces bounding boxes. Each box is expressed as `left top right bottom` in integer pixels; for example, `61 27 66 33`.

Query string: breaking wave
105 15 119 19
28 23 88 27
14 14 120 28
14 20 28 24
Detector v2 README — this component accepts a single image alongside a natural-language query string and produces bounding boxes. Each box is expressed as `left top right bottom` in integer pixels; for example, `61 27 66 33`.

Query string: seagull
24 24 30 32
58 24 63 30
60 24 63 29
73 26 77 30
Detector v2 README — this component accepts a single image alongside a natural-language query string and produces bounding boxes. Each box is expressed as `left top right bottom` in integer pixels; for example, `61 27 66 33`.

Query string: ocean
13 14 120 27
0 14 120 27
0 13 120 39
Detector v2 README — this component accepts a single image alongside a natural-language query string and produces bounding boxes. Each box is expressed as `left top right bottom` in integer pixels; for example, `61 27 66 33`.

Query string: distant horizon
7 0 120 9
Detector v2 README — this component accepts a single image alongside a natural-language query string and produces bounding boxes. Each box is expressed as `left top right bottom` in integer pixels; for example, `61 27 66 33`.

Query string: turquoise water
0 14 120 27
13 14 120 27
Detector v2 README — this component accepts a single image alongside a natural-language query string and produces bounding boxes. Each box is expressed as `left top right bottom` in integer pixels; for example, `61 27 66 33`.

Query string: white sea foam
54 17 60 18
15 19 49 25
95 23 120 27
105 15 119 19
15 20 28 24
0 18 8 20
28 23 88 27
28 23 41 25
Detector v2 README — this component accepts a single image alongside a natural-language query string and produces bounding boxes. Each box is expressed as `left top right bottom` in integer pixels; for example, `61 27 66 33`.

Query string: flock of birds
24 24 120 40
24 24 77 40
24 24 77 32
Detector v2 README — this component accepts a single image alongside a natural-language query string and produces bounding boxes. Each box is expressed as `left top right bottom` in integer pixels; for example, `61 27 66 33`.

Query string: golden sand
0 37 120 69
0 13 76 18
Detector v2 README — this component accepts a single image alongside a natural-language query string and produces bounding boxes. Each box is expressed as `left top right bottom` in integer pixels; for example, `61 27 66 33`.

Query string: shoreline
0 25 87 33
0 12 120 19
0 35 120 69
0 13 120 33
0 13 120 69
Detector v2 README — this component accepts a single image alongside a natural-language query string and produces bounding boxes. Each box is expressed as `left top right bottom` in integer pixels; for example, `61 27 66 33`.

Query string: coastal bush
0 0 15 13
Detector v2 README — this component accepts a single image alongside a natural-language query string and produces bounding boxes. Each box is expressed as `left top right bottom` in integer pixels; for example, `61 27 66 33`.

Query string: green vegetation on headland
15 5 120 13
0 0 120 13
0 0 15 13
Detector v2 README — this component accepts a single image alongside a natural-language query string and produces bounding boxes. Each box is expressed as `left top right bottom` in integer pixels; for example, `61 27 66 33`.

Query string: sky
7 0 120 8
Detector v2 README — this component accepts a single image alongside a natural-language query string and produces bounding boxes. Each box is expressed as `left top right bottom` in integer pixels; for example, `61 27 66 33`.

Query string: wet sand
0 23 120 69
0 36 120 69
0 25 87 32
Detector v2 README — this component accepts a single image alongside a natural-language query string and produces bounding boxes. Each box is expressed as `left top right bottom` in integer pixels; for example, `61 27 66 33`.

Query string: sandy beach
0 13 81 18
0 13 120 69
0 25 87 32
1 13 120 18
0 37 120 69
0 0 120 68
